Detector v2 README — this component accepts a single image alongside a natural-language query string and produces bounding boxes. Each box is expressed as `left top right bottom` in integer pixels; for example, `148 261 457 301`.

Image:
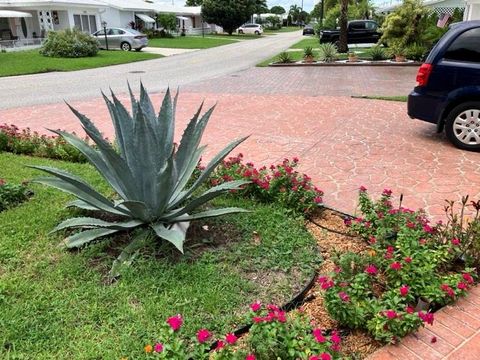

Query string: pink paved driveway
1 92 479 218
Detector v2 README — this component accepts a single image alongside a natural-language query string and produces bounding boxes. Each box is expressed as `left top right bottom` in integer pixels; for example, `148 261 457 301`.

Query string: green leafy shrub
144 304 342 359
209 155 324 215
0 179 30 212
157 13 178 33
40 28 98 58
303 46 314 59
369 46 387 61
405 43 427 61
277 51 293 63
31 85 250 278
320 188 476 343
318 43 338 62
0 124 87 162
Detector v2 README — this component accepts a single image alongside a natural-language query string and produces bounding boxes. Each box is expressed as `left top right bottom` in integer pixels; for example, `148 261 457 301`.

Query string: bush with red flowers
144 304 341 359
209 154 324 215
320 188 476 343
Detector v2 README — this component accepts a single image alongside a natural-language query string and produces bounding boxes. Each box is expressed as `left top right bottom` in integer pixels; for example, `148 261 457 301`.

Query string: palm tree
338 0 349 53
289 4 301 24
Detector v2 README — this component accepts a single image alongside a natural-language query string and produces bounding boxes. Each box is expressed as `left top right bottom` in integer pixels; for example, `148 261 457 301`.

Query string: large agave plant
31 85 249 277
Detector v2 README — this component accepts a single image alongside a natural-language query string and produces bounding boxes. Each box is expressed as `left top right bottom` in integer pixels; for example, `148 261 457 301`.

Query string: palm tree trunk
339 0 348 53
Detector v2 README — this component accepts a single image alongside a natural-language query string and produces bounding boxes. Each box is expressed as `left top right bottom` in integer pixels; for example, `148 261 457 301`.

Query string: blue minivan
408 20 480 151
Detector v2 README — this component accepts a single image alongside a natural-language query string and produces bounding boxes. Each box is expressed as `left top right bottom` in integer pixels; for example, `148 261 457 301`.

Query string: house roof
98 0 156 12
0 0 107 8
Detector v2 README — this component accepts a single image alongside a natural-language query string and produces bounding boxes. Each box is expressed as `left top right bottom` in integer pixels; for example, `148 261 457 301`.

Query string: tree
255 0 269 14
311 2 323 21
338 0 349 52
157 13 177 33
270 5 286 14
186 0 203 5
265 15 281 29
202 0 259 35
289 4 302 24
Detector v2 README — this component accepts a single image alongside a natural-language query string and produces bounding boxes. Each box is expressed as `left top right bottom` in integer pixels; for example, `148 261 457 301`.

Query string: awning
135 13 155 23
176 16 190 21
0 10 32 18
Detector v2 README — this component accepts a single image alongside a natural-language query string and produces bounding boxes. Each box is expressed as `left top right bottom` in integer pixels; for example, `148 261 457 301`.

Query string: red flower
463 273 474 284
369 236 376 244
365 264 378 275
431 336 437 343
451 238 461 246
338 291 350 302
387 246 395 253
215 340 225 351
314 196 322 204
313 328 326 343
385 310 397 319
250 301 261 312
225 333 237 345
197 329 212 343
309 357 320 360
390 262 402 271
154 343 163 353
246 355 256 360
457 282 468 290
440 284 455 298
331 330 341 344
320 353 332 360
253 317 263 323
404 256 412 263
321 280 335 290
382 188 392 196
400 285 409 297
359 186 367 192
406 221 416 229
406 306 415 314
166 314 183 331
418 311 434 325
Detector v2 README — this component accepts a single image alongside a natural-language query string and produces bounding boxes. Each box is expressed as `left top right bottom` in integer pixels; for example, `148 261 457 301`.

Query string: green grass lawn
264 26 303 33
0 152 319 359
0 50 162 77
148 36 239 49
289 37 320 49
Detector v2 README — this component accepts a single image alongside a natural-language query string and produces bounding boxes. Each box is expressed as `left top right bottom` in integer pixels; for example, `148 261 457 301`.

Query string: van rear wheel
445 102 480 151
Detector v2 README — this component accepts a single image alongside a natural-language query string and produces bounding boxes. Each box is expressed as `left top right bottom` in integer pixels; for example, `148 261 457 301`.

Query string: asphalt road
0 31 302 109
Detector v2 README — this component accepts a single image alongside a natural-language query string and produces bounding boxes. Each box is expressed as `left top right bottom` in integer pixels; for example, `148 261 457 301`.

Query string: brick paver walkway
368 286 480 359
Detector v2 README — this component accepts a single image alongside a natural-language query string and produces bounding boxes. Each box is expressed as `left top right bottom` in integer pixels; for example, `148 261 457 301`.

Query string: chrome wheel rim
453 109 480 145
121 43 130 51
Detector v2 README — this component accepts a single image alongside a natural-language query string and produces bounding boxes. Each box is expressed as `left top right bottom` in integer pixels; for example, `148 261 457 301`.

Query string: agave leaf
52 217 143 233
109 230 153 279
156 88 175 166
66 199 99 211
117 200 151 221
173 208 250 222
170 136 249 207
151 222 189 253
63 228 119 248
139 82 156 121
128 82 140 120
30 167 129 216
66 105 139 200
153 152 178 216
164 180 249 220
170 145 206 199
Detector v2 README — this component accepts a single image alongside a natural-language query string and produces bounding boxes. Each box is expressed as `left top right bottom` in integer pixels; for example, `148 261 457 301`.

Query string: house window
73 14 97 33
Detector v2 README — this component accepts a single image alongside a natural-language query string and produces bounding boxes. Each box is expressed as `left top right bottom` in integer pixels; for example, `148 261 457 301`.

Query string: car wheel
238 30 244 34
255 30 260 35
120 42 132 51
445 102 480 151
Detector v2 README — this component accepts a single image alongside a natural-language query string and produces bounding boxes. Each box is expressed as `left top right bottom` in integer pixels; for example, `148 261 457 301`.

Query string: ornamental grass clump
320 188 476 344
31 85 250 277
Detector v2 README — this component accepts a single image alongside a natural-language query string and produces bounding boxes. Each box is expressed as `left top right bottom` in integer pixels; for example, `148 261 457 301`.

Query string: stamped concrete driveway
2 91 478 219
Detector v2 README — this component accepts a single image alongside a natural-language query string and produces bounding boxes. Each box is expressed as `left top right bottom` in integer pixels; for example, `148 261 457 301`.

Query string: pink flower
406 221 416 229
382 188 392 196
400 285 409 297
250 301 261 312
406 305 415 314
215 340 225 351
390 262 402 271
197 329 212 343
431 336 437 343
313 328 326 343
365 264 378 275
321 280 335 290
423 224 434 233
320 353 332 360
225 333 237 345
166 314 183 331
387 246 395 253
154 343 163 353
385 310 397 319
457 282 468 290
359 185 367 192
314 196 323 204
418 311 434 325
369 236 376 244
463 273 474 284
451 238 461 246
253 316 263 323
309 357 320 360
338 292 350 302
246 355 256 360
441 284 455 298
404 256 412 263
331 330 341 344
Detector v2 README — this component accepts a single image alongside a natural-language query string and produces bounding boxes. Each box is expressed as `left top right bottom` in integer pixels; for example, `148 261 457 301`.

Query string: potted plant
303 46 315 63
348 51 358 62
390 42 407 62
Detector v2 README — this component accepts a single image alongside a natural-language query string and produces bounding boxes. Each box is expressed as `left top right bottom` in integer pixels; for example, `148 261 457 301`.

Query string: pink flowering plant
209 154 324 215
144 304 341 359
320 188 477 343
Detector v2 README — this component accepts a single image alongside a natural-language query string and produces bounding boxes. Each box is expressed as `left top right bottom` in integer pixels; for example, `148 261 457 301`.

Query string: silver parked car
92 28 148 51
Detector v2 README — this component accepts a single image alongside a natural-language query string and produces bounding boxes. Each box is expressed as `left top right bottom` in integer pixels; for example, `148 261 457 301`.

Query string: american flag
437 13 450 28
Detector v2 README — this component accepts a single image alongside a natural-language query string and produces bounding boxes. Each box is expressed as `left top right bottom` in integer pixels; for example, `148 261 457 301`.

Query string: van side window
443 28 480 63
